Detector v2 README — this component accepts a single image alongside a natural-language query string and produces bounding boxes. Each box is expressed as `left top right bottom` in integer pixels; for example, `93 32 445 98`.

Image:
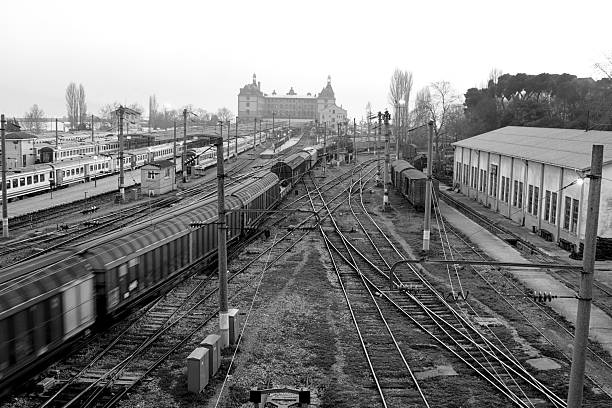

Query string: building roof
452 126 612 171
142 159 175 169
5 131 37 140
318 75 335 99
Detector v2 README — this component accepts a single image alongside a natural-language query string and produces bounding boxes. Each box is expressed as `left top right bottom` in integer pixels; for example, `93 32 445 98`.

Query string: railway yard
1 129 612 408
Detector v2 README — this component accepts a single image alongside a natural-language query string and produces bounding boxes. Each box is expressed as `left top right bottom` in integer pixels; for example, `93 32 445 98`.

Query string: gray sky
1 0 610 120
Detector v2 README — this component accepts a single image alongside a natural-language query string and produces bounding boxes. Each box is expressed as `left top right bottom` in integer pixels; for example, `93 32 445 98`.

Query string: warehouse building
452 126 612 258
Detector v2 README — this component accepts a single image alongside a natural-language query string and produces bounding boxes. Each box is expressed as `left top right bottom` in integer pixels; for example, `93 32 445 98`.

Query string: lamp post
397 98 405 160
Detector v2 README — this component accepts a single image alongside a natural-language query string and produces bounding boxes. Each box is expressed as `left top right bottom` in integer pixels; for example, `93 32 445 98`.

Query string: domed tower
317 75 336 117
238 73 265 119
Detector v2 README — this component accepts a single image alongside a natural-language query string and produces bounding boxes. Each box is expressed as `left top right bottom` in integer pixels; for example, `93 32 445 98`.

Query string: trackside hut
141 160 175 196
452 126 612 258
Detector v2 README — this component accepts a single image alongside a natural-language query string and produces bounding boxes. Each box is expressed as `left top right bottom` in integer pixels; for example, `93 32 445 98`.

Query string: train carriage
2 166 53 200
391 159 438 210
231 173 280 229
0 251 96 387
271 152 309 188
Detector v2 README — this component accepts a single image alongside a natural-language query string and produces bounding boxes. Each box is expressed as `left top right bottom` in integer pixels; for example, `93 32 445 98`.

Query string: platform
5 171 142 219
260 137 300 159
438 197 612 357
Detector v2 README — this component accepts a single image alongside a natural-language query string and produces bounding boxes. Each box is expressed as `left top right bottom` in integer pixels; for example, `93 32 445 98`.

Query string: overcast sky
1 0 610 120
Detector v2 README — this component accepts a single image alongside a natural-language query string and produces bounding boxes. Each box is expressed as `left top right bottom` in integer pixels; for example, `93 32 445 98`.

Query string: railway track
429 189 612 400
305 167 566 407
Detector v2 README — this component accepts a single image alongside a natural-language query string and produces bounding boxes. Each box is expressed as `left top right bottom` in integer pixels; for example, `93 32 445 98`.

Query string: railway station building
141 160 175 196
452 126 612 258
237 74 346 124
1 131 37 168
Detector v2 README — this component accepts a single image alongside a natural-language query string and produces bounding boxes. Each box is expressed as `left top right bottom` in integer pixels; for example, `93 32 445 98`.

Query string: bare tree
417 81 459 172
23 104 45 133
77 84 87 128
65 82 79 129
594 53 612 79
217 107 233 122
388 68 414 136
149 95 159 130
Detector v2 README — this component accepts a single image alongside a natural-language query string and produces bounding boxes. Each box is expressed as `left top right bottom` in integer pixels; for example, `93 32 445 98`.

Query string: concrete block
187 347 209 393
200 333 221 376
228 308 240 345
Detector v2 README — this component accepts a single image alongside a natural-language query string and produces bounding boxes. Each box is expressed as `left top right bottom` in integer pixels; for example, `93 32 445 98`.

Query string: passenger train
0 141 323 394
1 135 260 202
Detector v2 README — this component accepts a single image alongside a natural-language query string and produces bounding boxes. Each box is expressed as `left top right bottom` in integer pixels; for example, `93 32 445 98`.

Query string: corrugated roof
5 131 37 140
452 126 612 171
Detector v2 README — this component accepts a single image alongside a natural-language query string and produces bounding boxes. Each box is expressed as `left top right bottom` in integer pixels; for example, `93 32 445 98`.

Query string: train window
49 296 62 343
0 318 8 370
20 178 25 186
76 167 80 174
50 171 53 179
34 175 39 183
12 179 17 188
13 310 34 359
71 169 75 176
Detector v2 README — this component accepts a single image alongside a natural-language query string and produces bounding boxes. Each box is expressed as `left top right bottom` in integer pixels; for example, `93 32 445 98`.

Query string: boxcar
271 153 307 187
0 251 96 389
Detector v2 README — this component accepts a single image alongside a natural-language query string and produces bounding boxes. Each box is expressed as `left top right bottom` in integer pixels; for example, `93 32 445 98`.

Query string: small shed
140 160 176 196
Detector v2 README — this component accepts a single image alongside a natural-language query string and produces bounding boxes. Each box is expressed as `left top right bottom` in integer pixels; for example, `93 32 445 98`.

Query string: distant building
237 74 345 124
141 160 176 196
452 126 612 258
1 131 38 168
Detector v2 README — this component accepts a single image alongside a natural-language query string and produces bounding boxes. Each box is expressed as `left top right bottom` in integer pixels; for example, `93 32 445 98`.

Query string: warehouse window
489 165 498 196
533 187 539 216
482 170 487 193
501 176 506 201
544 190 551 221
563 197 571 230
513 180 518 206
518 182 523 209
551 192 557 224
527 185 533 214
571 199 579 233
147 171 156 180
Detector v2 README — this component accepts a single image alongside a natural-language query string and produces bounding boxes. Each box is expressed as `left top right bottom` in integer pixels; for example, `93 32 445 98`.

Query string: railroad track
305 168 566 407
429 190 612 400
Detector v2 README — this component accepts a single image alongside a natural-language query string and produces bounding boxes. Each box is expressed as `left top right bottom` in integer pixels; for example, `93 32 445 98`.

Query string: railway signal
423 120 434 253
113 105 141 202
383 110 391 209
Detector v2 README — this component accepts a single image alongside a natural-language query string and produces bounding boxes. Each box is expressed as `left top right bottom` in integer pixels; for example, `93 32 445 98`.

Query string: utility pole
55 118 59 149
118 107 125 201
272 112 275 152
383 110 390 209
215 135 230 348
253 118 257 149
353 118 357 163
1 114 8 238
323 122 327 176
235 116 238 159
173 120 177 187
226 120 230 159
396 105 400 160
91 114 94 142
377 112 382 185
423 121 434 252
182 109 188 183
367 115 371 153
567 144 604 408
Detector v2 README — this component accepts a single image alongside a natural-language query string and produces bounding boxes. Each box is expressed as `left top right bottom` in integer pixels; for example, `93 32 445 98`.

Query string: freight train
0 142 321 394
390 159 438 210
